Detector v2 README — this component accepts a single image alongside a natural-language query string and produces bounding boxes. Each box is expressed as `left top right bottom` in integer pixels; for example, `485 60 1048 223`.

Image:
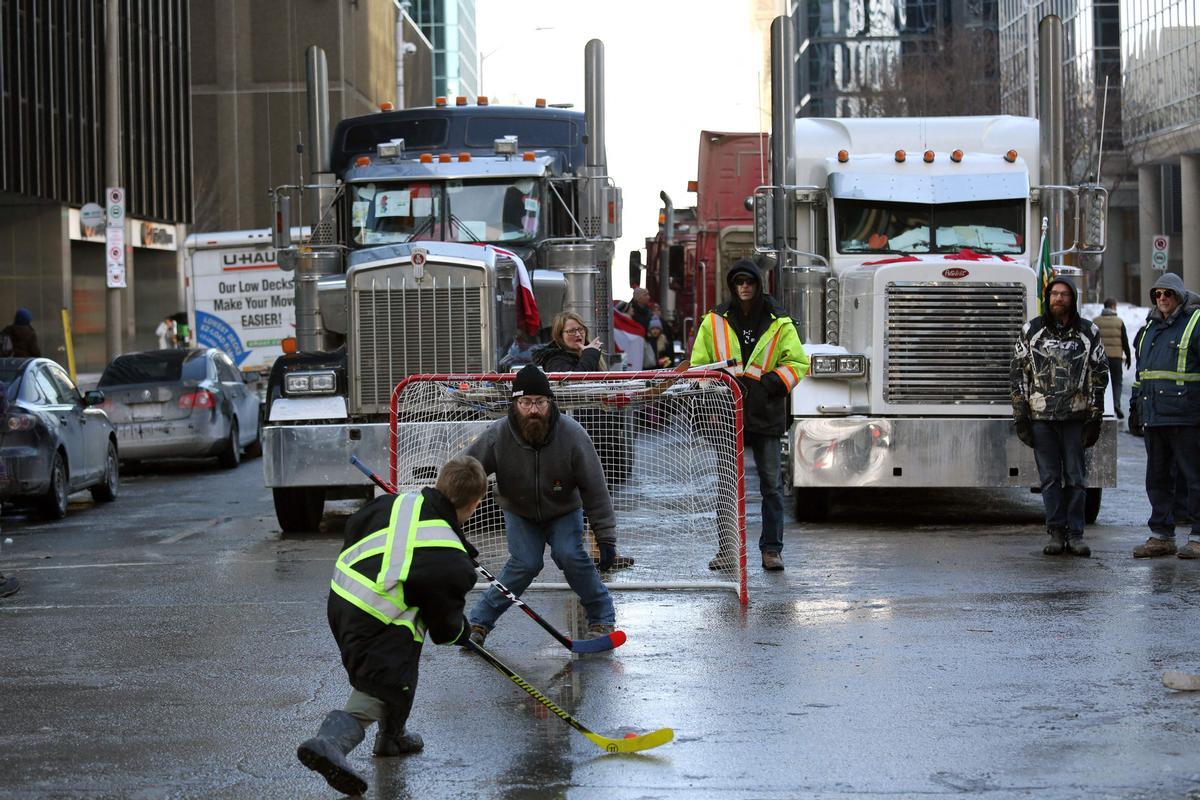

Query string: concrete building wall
190 0 398 233
0 202 71 363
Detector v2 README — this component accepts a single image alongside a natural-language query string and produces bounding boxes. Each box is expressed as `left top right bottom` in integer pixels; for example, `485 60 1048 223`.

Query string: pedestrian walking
1092 298 1131 418
463 364 619 645
1011 276 1108 556
295 456 488 796
154 316 176 350
1130 273 1200 559
1 308 41 358
687 259 809 571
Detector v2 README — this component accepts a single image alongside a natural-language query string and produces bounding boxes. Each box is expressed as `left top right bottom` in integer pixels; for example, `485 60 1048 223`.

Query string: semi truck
722 15 1118 520
261 41 622 532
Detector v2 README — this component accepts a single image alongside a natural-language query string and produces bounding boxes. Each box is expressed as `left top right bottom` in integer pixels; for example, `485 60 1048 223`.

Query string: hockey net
388 371 747 603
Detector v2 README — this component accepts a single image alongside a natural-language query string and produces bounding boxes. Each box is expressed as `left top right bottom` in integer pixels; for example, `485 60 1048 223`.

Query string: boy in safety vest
296 456 487 796
688 259 808 572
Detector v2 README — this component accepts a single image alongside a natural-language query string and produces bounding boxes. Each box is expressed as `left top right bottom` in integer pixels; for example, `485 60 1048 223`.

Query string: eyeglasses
1151 289 1176 300
733 276 756 286
562 326 587 336
515 397 550 410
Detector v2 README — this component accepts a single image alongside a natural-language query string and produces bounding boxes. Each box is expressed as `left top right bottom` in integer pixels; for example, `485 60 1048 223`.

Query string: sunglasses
1151 289 1176 300
733 276 757 286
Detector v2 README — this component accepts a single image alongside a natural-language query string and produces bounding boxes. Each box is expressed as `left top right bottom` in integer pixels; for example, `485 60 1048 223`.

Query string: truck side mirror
669 244 685 284
753 190 774 251
1077 184 1107 254
273 194 295 271
628 250 642 288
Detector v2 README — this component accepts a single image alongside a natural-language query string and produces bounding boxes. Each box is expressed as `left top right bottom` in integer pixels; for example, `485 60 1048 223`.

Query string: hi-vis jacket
1135 296 1200 428
327 487 476 705
690 302 809 435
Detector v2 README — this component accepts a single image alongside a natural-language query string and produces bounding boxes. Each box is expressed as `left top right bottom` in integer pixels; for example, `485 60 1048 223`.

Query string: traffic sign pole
105 0 124 360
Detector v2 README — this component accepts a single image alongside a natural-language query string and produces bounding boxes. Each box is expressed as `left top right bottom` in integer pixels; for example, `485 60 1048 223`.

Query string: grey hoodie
462 407 617 543
1149 272 1200 322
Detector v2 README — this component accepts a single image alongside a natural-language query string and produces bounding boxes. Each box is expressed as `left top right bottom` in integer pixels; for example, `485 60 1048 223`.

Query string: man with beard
1011 276 1108 557
461 364 617 645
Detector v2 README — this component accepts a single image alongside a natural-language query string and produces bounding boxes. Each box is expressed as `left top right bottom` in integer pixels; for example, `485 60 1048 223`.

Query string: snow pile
1080 302 1151 392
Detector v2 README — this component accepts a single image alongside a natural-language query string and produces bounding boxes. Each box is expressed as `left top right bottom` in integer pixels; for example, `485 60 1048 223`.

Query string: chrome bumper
262 422 391 487
789 417 1118 488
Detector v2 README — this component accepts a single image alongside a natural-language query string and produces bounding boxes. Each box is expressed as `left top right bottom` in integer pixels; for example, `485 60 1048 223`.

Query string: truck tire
1085 487 1102 525
793 487 831 522
274 487 325 533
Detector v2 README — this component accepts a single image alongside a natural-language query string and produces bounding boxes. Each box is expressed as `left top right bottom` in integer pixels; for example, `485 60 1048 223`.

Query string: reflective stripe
709 314 743 375
1176 310 1200 381
1139 309 1200 387
1138 371 1200 382
330 570 427 639
380 493 422 588
758 327 783 375
773 364 801 390
337 531 388 565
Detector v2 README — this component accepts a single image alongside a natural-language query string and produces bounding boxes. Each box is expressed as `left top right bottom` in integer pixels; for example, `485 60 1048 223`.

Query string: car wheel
41 452 69 520
90 441 119 503
273 487 325 533
243 414 263 459
217 419 241 469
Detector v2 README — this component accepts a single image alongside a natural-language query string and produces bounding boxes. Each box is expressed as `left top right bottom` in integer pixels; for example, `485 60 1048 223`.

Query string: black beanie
512 364 553 399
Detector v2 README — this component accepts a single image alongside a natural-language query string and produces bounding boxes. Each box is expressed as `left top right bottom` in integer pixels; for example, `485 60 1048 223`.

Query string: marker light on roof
435 96 447 107
419 153 433 164
522 152 536 162
924 150 935 162
1005 149 1018 162
355 156 371 167
837 150 849 162
438 153 452 163
951 149 964 162
895 150 906 162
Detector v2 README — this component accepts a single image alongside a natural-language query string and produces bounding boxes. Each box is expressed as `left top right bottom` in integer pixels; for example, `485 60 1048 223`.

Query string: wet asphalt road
1 433 1198 800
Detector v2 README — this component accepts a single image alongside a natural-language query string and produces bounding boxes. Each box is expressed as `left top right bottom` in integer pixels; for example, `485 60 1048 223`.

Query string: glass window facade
1120 0 1200 145
412 0 478 100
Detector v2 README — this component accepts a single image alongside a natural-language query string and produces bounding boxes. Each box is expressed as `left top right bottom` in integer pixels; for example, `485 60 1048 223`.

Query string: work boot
461 623 489 648
708 552 736 571
1066 537 1091 558
1177 540 1200 559
1043 528 1066 556
373 711 424 757
0 573 20 598
296 710 368 796
1132 537 1177 558
586 623 615 640
761 551 784 571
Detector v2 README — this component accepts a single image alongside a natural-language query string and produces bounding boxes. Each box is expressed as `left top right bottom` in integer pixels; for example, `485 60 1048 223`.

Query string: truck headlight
285 370 337 395
810 354 867 379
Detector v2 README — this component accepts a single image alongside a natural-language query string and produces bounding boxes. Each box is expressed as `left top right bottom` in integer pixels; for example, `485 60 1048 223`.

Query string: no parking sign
1152 234 1169 271
106 186 126 288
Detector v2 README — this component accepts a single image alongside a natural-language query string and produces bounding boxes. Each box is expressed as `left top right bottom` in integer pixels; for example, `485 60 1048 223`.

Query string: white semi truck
756 15 1116 520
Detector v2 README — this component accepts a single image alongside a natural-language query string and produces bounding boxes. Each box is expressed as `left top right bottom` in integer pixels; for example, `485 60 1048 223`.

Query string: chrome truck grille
884 282 1026 405
353 273 487 414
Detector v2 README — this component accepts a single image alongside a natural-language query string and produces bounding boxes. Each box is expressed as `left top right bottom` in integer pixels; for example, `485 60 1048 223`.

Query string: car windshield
99 351 208 386
835 198 1025 255
349 178 539 246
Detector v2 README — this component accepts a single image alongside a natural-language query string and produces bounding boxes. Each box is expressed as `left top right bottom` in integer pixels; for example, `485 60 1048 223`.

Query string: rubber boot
297 710 368 796
373 700 423 757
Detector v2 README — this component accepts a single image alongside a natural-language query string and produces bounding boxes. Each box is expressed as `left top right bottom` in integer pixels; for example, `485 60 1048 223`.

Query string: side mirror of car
83 390 105 406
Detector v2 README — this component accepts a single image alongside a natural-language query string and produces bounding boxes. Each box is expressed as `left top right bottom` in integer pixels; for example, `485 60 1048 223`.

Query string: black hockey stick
465 639 672 753
349 455 627 655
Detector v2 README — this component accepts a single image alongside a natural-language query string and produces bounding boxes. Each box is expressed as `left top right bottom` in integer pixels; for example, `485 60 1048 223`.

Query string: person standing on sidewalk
1131 273 1200 559
1092 298 1131 419
1011 276 1108 557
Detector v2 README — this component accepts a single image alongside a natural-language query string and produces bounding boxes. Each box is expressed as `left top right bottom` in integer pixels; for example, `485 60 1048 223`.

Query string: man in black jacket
296 456 487 796
1010 276 1108 557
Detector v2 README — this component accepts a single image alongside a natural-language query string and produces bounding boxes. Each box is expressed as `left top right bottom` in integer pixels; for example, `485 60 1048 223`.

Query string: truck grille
355 278 485 412
885 282 1026 405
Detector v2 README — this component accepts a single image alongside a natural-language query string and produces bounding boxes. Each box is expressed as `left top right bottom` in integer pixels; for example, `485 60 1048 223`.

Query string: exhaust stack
295 46 338 352
584 39 606 169
659 191 674 318
769 16 797 291
1038 16 1065 254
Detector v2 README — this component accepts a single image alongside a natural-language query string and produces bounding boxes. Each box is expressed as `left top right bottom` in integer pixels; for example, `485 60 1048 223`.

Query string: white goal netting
388 371 747 603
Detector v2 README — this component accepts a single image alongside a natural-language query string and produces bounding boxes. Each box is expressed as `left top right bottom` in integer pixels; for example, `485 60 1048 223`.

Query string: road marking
0 600 316 611
160 529 201 544
7 556 332 571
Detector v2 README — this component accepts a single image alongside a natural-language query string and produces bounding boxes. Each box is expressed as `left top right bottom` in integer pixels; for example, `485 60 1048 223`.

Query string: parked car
98 348 261 468
0 357 119 518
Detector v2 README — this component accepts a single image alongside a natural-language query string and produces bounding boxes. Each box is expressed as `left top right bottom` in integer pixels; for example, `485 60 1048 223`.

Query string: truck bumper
262 422 391 488
789 417 1118 488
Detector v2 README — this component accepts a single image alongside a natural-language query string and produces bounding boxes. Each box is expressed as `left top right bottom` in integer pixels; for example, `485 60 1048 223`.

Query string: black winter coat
327 487 478 706
533 341 604 371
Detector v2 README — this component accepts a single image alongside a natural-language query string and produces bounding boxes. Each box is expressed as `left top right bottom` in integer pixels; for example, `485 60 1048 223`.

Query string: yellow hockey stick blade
583 727 674 754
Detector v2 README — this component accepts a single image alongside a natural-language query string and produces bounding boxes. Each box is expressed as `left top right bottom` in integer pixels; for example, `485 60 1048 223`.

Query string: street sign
1152 234 1169 271
106 187 125 227
106 186 127 288
80 202 104 229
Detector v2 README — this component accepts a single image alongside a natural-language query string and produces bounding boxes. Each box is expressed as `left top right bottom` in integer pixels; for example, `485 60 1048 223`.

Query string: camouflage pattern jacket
1011 313 1108 422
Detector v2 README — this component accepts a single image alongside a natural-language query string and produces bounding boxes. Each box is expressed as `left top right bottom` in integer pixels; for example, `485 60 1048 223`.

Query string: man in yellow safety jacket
296 456 487 796
689 259 808 571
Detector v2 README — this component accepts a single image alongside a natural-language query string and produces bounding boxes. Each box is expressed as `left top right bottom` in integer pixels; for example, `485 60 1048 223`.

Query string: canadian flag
612 303 647 370
488 245 540 337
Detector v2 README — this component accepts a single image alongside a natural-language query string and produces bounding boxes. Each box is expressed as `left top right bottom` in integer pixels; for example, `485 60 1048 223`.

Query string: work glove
1083 414 1103 449
1128 399 1143 437
1014 417 1036 448
597 541 616 572
451 615 473 646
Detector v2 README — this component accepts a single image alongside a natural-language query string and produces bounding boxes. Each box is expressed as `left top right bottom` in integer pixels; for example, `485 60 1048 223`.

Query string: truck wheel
274 487 325 533
1085 487 1102 525
793 487 831 522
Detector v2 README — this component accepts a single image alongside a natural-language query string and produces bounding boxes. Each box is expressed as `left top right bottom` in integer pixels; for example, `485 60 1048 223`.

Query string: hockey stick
349 455 627 655
465 639 673 753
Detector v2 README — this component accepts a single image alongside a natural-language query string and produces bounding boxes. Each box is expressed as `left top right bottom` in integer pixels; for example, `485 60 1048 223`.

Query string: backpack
0 326 13 357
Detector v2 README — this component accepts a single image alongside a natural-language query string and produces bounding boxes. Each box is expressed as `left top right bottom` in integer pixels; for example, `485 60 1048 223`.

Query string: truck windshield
349 178 539 246
835 198 1025 256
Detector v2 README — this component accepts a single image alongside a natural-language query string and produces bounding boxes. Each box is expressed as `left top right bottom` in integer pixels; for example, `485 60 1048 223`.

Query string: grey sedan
0 357 119 518
99 349 261 468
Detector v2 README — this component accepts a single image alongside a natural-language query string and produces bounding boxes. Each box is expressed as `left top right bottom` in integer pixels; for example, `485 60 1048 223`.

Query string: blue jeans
1144 425 1200 540
745 432 784 553
1032 420 1087 537
469 508 615 629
